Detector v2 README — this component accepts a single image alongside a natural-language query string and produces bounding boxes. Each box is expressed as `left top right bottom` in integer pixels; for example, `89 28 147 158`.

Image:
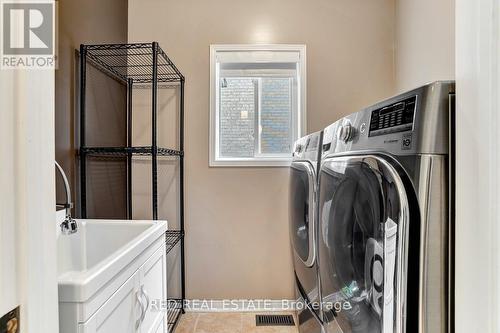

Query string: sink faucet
55 161 78 234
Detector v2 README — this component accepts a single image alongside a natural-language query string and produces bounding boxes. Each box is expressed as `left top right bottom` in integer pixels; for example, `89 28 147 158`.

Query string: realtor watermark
149 299 352 313
1 0 56 69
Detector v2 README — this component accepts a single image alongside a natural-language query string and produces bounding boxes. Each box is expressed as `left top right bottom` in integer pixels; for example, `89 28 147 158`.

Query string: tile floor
174 312 299 333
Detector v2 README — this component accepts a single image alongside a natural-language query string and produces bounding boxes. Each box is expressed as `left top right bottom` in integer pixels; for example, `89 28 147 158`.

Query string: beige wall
129 0 395 299
55 0 128 212
395 0 455 92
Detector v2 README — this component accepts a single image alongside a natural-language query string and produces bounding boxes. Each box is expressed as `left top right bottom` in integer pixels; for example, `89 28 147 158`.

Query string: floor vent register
255 314 295 326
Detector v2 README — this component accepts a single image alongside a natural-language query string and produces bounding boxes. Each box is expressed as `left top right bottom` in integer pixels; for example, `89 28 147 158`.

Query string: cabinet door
80 272 141 333
140 244 167 333
153 316 166 333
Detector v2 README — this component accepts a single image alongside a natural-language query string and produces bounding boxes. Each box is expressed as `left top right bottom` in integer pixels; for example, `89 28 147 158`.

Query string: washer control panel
337 123 354 143
369 96 416 137
305 134 320 152
293 131 322 160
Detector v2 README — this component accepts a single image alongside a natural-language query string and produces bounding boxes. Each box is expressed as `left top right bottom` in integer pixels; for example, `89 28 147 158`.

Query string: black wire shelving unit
79 42 186 331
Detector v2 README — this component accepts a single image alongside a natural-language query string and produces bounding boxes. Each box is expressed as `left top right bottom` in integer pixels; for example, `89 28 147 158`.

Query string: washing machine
290 131 324 333
317 81 455 333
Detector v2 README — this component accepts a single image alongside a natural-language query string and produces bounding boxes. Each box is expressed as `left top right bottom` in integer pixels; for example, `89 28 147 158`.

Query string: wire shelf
83 43 184 84
167 299 183 332
80 42 186 332
165 230 183 254
81 146 184 157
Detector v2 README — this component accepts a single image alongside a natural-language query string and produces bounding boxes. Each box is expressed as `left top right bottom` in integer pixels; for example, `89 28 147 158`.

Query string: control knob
337 123 355 143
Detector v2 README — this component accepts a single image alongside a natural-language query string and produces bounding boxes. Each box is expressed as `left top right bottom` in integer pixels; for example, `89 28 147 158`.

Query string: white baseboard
184 299 297 312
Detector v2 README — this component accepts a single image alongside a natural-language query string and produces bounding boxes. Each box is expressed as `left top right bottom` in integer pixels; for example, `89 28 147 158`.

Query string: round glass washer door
318 155 410 333
289 161 317 267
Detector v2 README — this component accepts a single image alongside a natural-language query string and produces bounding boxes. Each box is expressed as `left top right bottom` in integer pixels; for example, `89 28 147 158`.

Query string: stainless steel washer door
289 161 317 267
318 155 410 333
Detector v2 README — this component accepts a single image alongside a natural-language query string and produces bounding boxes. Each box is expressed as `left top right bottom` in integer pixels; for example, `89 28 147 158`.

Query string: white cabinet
153 317 166 333
139 246 167 333
76 244 167 333
80 273 141 333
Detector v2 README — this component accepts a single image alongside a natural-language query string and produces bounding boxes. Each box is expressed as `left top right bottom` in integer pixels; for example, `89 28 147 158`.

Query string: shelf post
127 79 133 219
152 42 158 220
79 44 87 218
180 78 186 311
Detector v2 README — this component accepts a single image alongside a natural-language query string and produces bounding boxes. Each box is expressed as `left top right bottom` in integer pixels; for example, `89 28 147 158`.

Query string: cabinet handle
142 285 150 313
135 290 145 329
140 285 149 324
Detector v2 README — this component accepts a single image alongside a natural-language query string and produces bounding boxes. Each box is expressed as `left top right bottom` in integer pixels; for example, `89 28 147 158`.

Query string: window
210 45 306 166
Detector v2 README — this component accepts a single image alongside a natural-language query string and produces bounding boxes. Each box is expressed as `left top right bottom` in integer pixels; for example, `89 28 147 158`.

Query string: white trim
184 299 297 312
256 77 262 156
209 44 307 167
0 61 58 331
455 0 500 332
221 70 297 77
210 157 292 168
215 50 300 63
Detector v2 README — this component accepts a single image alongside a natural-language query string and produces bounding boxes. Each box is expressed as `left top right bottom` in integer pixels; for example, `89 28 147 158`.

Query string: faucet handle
56 202 74 209
61 217 78 235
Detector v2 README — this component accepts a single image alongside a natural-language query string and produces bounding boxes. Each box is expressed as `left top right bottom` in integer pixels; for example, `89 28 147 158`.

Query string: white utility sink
57 215 167 303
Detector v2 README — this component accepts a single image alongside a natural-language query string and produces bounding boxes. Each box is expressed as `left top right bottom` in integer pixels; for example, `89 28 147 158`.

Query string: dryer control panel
369 96 416 137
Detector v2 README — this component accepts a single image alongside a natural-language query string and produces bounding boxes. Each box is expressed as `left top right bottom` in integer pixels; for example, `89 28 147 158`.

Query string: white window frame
209 44 307 167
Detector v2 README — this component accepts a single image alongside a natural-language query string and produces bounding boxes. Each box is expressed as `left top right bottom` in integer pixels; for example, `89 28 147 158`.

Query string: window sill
209 158 292 168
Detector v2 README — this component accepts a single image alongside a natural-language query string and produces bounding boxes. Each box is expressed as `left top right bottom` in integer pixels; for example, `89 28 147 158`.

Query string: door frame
455 0 500 331
0 68 58 330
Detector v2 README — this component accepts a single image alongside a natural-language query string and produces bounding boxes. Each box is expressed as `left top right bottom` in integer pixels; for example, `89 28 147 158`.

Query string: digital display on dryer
369 96 416 137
